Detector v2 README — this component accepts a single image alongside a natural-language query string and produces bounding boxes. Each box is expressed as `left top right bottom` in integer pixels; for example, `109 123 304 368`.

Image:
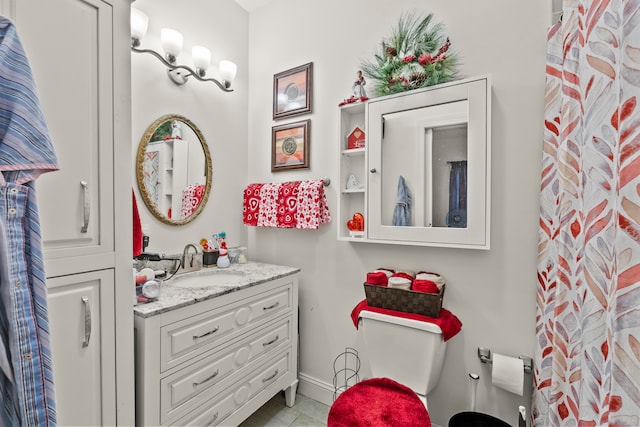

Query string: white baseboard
297 372 335 407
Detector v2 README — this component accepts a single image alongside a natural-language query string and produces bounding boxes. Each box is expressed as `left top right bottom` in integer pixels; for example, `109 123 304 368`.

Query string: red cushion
328 377 431 427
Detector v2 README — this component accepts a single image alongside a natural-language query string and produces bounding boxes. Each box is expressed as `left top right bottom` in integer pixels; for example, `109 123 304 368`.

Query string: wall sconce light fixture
130 7 237 92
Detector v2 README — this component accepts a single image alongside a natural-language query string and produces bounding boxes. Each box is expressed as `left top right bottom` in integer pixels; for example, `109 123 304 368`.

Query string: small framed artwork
271 120 310 172
273 62 312 120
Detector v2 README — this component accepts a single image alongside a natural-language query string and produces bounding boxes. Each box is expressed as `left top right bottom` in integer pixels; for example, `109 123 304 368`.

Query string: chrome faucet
181 244 199 270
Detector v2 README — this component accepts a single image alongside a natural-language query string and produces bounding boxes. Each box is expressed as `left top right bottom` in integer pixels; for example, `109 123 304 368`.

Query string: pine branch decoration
361 11 459 97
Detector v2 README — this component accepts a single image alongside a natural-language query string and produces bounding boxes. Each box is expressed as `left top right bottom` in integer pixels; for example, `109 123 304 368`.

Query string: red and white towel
256 182 279 227
243 183 262 226
364 269 445 294
181 183 206 218
243 179 331 229
295 179 331 229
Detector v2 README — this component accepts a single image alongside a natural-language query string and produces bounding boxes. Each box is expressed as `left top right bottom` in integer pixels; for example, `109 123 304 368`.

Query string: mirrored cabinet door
368 76 491 249
336 76 491 249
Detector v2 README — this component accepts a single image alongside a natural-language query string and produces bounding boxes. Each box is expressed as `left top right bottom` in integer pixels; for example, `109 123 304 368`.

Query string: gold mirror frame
136 114 212 226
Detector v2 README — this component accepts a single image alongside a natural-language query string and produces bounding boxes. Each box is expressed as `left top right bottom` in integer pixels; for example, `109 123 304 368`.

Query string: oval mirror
136 114 212 225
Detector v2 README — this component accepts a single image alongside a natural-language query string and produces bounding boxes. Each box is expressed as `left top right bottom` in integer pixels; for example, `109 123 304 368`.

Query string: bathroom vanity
134 262 299 426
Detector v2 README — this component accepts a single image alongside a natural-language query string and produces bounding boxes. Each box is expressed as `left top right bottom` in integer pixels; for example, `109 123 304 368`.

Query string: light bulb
160 28 183 62
192 46 211 76
219 60 237 88
130 8 148 46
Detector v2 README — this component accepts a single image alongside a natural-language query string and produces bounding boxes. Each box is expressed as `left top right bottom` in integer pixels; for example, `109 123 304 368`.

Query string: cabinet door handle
262 302 279 311
370 168 377 173
205 412 219 427
193 326 220 339
80 181 90 233
262 369 279 383
262 335 279 347
82 296 91 347
192 369 219 387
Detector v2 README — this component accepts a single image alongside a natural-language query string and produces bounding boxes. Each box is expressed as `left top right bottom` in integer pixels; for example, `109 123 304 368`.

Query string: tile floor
239 392 330 427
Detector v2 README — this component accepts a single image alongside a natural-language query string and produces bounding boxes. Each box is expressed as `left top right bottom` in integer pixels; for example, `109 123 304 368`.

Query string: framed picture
273 62 312 119
271 120 310 172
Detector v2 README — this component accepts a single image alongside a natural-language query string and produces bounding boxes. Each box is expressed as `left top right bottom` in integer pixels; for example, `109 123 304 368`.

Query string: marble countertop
133 261 300 318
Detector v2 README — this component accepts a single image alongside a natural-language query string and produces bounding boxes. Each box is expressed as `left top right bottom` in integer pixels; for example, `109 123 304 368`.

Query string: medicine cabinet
337 75 491 249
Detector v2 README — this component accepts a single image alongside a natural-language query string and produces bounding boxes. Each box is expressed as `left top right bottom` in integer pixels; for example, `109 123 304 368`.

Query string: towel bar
477 347 532 374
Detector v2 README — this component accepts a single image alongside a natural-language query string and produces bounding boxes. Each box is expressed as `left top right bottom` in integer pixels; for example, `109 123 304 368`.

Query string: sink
169 270 247 288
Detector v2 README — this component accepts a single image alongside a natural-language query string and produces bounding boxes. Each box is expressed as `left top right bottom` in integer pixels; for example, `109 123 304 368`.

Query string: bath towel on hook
243 179 331 229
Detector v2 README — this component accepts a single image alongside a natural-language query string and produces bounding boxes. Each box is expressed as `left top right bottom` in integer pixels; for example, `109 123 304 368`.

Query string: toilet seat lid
328 378 431 427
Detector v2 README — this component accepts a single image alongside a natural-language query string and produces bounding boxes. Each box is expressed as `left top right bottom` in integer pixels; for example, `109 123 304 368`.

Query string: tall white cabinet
1 0 134 424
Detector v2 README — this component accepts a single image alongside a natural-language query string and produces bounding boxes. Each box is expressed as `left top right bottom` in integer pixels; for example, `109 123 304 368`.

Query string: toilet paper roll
491 353 524 395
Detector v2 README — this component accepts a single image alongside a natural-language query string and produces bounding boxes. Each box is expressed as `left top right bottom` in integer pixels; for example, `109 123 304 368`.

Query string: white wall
245 1 551 426
131 0 553 425
131 0 249 254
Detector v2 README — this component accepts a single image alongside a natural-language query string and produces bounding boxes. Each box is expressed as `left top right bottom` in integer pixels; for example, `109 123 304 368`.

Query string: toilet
359 310 447 409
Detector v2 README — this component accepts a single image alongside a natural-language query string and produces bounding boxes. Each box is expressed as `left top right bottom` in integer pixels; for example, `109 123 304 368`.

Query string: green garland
361 12 459 97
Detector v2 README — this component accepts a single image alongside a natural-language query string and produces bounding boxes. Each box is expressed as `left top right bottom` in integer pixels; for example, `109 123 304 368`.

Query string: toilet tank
360 311 447 396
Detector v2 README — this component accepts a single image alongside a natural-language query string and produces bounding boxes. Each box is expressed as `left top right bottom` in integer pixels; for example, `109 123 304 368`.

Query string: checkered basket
363 283 445 318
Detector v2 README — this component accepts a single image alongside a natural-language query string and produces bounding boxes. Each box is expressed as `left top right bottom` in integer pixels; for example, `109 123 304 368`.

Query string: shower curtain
534 1 640 425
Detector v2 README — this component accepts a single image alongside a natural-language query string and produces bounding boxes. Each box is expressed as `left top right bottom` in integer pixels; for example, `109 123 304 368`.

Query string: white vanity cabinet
3 0 134 424
337 76 491 249
135 274 299 426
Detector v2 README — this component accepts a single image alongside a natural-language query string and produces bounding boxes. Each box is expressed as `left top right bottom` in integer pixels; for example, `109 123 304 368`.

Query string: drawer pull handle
82 296 91 347
193 326 220 339
262 369 279 383
80 181 90 233
205 412 219 427
263 302 280 311
262 335 279 347
193 369 219 387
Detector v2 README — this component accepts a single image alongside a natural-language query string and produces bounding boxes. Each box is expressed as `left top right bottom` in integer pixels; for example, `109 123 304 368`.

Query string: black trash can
449 411 510 427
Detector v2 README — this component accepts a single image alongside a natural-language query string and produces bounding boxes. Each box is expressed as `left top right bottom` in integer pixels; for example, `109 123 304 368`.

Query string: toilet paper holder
477 347 532 374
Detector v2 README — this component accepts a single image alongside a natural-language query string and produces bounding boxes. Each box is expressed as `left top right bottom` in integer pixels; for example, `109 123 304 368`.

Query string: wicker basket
363 283 445 318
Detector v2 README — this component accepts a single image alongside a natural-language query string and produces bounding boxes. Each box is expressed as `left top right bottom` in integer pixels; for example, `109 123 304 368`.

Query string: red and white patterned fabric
534 4 640 425
256 183 279 227
242 183 263 226
277 181 300 228
180 184 205 218
296 179 331 229
243 180 331 229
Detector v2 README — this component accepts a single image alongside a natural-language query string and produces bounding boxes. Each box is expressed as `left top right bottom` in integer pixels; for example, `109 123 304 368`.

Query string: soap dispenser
217 242 230 268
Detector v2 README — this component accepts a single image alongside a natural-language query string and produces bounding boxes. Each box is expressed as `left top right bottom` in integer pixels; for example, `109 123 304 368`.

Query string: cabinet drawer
182 351 291 427
179 391 235 427
161 284 291 371
231 351 290 410
161 317 291 422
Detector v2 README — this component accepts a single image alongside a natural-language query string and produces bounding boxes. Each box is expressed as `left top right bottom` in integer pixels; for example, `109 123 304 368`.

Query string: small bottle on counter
237 246 248 264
